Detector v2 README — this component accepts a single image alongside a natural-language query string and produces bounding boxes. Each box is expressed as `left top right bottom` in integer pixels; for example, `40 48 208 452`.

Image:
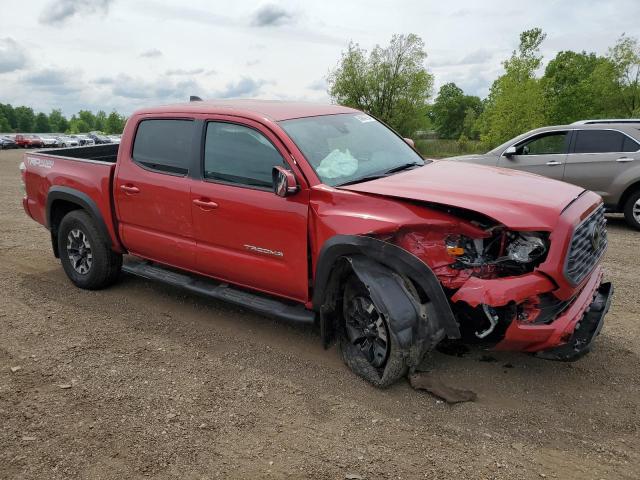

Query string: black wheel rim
345 294 389 368
66 228 92 274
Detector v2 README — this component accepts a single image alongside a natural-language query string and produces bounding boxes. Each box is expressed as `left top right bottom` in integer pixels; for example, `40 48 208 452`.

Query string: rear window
132 119 194 175
574 130 626 153
622 135 640 152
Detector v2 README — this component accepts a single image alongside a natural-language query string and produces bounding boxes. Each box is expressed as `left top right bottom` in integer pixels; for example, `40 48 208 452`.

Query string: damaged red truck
21 100 613 387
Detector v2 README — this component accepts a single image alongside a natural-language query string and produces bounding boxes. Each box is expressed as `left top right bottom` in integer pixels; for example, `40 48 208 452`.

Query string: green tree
542 51 620 123
48 109 69 132
14 106 35 132
607 34 640 115
94 110 107 132
430 82 482 139
78 110 96 131
328 34 434 136
105 111 126 134
0 103 17 130
479 28 547 147
68 115 90 134
0 114 11 133
34 112 51 133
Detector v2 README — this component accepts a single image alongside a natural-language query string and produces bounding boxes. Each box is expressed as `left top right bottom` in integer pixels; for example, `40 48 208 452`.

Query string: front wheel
623 190 640 230
339 275 408 388
58 210 122 289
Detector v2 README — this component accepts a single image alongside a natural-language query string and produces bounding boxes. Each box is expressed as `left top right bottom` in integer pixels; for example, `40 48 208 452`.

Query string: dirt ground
0 148 638 480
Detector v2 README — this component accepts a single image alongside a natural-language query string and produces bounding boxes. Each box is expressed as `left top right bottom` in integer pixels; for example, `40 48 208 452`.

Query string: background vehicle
72 134 95 146
0 135 17 149
88 131 112 144
446 123 640 229
20 100 612 387
15 134 44 148
55 135 79 147
107 135 121 144
40 135 60 148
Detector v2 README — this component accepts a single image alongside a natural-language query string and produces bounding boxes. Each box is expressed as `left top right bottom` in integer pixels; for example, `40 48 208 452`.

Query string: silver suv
446 123 640 229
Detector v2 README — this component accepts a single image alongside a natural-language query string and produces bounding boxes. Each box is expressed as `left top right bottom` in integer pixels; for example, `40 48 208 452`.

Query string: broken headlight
506 233 547 264
447 231 548 269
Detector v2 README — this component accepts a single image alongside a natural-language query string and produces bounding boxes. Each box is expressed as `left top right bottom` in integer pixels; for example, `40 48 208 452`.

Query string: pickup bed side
22 145 124 255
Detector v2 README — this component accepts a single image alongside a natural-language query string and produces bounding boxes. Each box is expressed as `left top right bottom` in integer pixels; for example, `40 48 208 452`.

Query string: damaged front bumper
452 266 612 359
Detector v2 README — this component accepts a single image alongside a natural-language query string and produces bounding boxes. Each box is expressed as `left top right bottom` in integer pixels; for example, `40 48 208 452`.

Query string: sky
0 0 639 116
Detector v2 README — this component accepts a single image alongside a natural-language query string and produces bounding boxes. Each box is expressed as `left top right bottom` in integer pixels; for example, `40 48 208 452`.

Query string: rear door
497 130 569 180
190 117 310 302
114 117 199 270
563 129 640 204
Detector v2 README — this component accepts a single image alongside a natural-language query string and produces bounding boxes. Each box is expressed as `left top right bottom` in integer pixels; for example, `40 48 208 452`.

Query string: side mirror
272 165 298 197
403 137 415 148
503 146 517 158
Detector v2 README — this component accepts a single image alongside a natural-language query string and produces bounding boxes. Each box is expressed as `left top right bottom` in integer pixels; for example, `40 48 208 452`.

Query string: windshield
280 113 424 186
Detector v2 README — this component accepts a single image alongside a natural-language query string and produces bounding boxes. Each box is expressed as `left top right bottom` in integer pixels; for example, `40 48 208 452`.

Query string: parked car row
0 132 122 150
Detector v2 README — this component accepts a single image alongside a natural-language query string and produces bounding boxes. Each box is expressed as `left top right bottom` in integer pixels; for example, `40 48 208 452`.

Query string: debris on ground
57 384 72 389
409 373 477 403
10 366 21 373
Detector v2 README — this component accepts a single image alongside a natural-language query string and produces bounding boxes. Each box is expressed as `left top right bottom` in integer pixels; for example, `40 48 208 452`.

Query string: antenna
190 96 203 102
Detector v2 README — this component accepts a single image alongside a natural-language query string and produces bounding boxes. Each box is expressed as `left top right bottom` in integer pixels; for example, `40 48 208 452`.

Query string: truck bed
44 144 119 163
22 145 122 251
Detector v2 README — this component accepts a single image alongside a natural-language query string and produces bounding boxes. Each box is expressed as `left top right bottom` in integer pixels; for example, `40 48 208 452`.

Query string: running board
122 259 315 325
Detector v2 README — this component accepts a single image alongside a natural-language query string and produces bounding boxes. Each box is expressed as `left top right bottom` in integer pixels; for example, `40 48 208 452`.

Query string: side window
573 130 625 153
622 135 640 152
204 122 284 189
132 119 194 175
515 131 567 155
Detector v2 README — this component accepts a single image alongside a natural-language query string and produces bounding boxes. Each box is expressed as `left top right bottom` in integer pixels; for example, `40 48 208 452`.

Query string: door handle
193 198 219 209
120 184 140 194
616 157 634 163
546 160 563 166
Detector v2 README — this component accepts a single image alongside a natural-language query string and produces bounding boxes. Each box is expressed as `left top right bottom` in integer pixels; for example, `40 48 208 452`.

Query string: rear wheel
623 190 640 230
58 210 122 289
339 275 408 388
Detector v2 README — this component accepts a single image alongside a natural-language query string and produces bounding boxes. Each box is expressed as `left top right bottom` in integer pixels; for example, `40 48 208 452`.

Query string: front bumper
491 266 610 354
535 281 612 361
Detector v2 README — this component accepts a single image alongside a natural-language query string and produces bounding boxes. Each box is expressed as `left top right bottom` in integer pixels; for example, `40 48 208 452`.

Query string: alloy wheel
344 294 389 368
66 228 93 274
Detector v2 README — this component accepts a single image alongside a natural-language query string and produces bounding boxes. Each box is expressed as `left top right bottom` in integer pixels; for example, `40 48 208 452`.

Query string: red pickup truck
20 100 613 387
15 134 44 148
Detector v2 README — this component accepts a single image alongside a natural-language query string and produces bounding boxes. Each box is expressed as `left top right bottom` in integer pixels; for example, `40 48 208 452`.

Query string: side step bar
122 259 315 325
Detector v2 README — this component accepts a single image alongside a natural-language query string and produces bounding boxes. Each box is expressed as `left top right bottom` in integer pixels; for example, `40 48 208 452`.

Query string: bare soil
1 148 638 479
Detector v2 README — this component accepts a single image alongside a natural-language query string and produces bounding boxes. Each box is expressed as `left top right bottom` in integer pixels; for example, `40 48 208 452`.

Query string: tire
623 190 640 231
57 210 122 289
338 275 408 388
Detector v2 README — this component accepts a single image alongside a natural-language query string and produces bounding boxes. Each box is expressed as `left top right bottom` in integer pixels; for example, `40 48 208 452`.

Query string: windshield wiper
383 161 423 174
336 162 423 187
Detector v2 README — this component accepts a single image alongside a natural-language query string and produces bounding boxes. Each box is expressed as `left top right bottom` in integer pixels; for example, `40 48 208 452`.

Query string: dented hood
340 161 585 230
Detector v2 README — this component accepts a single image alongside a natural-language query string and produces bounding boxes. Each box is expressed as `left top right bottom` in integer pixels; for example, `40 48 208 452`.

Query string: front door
497 130 570 180
114 118 198 270
563 129 640 205
190 118 310 302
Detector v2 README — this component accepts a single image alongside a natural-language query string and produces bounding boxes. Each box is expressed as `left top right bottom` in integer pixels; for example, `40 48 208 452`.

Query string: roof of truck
134 99 359 121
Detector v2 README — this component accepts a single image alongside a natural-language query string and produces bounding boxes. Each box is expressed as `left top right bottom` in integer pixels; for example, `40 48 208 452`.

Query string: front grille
565 204 607 285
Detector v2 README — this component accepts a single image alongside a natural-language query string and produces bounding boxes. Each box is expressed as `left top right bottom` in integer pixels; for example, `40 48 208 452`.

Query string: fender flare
313 235 461 349
46 186 114 250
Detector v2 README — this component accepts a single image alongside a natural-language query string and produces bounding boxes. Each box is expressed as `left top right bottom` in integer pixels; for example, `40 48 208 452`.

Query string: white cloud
39 0 114 25
0 37 27 74
139 48 162 58
251 4 294 27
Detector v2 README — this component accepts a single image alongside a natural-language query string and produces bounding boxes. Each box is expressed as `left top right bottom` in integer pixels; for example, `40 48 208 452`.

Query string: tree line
0 104 127 135
328 29 640 149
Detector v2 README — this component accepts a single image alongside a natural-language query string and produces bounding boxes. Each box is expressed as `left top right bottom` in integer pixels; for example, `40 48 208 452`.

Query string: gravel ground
0 148 638 479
